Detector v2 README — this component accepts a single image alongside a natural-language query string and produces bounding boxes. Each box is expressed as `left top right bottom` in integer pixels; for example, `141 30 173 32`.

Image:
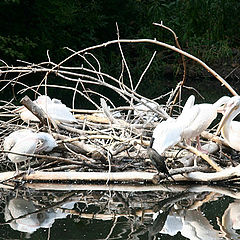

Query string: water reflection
160 208 222 239
1 184 240 239
220 199 240 239
3 192 76 238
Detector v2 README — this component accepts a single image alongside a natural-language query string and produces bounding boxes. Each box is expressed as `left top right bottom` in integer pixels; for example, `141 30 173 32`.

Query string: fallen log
0 171 156 183
186 164 240 181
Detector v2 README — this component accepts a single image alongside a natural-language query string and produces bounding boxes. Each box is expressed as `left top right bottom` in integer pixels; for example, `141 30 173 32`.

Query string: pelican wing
152 118 182 154
177 105 200 129
8 136 38 163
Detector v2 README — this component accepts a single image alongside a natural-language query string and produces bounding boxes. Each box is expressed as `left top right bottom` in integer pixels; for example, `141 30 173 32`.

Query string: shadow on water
0 183 240 239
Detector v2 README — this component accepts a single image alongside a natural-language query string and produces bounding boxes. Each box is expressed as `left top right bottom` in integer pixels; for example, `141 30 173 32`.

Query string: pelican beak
13 106 25 113
217 105 226 114
216 102 239 135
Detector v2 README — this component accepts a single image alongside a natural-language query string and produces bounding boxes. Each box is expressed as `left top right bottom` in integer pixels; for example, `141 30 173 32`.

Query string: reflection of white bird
221 199 240 239
5 198 40 234
5 197 75 234
4 129 57 173
178 95 230 150
160 209 222 239
216 96 240 151
17 95 77 123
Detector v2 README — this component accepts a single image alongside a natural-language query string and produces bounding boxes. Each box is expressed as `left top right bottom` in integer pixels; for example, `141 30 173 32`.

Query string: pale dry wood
67 212 133 220
1 149 83 165
51 38 238 96
201 131 229 147
0 171 156 182
186 165 240 181
53 133 106 159
75 114 110 124
20 95 49 125
176 142 219 167
178 143 222 171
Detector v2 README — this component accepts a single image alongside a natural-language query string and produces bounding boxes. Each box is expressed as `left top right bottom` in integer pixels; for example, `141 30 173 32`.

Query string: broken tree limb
178 143 222 172
15 183 240 200
75 114 110 124
20 95 49 125
0 171 156 183
186 164 240 181
201 131 229 147
19 95 58 130
53 133 107 160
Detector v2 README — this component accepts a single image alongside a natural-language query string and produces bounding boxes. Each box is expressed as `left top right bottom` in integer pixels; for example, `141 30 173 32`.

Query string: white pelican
35 132 58 153
178 95 230 150
149 95 230 169
216 96 240 151
147 117 181 179
4 129 57 173
16 95 77 123
152 117 182 155
3 129 36 152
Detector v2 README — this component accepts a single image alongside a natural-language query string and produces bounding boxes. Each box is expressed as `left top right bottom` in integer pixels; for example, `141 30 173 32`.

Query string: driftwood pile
0 23 239 184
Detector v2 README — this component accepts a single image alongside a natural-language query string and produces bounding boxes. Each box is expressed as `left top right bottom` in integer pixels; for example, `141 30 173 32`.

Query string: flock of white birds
4 95 77 174
150 95 240 170
3 94 240 175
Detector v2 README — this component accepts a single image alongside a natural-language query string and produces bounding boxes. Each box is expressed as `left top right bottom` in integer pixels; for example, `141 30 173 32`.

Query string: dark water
0 183 240 240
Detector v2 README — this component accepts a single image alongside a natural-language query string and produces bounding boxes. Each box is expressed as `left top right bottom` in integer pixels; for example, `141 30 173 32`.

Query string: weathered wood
16 183 240 199
75 114 110 124
178 143 222 171
54 133 107 160
186 165 240 181
20 95 49 125
0 171 156 182
201 131 229 147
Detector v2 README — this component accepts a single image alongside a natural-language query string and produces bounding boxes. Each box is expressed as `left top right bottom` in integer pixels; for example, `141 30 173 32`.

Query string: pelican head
36 132 58 153
216 96 240 135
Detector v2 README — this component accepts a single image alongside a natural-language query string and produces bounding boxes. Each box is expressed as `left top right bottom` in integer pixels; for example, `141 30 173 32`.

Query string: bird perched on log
148 137 175 181
216 96 240 151
16 95 77 124
177 95 231 151
149 95 231 170
4 129 57 174
151 117 182 155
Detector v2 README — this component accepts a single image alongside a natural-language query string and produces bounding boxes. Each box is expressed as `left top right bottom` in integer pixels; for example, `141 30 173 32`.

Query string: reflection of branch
104 216 119 240
22 183 240 200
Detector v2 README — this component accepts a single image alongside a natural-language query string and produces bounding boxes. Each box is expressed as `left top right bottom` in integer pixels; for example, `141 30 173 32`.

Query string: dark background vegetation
0 0 240 102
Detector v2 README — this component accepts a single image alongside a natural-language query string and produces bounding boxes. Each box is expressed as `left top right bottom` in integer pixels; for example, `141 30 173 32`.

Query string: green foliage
0 35 37 60
0 0 239 96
